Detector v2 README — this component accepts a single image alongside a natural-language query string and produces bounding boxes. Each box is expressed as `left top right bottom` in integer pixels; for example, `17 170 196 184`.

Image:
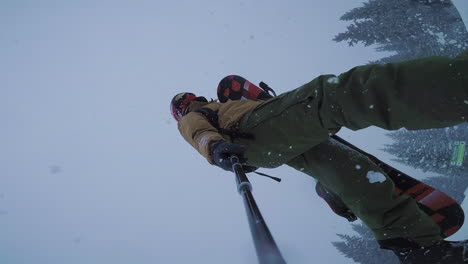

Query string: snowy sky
4 1 466 264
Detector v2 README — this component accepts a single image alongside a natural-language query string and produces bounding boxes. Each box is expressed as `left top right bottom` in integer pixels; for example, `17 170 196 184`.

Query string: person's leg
234 52 467 168
234 82 338 168
319 50 468 131
286 139 442 248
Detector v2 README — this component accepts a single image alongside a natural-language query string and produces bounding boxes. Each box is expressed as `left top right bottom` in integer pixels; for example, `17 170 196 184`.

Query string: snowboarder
170 51 468 263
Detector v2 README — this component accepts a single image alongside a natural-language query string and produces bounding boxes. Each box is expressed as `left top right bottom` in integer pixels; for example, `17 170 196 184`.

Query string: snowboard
216 75 465 238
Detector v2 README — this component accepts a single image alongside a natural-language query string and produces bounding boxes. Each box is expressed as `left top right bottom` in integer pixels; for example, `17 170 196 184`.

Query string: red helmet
170 92 198 121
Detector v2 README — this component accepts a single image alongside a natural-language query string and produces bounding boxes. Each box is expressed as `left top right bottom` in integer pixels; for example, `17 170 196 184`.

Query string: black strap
195 108 220 128
259 81 277 97
315 182 357 222
254 171 281 182
195 107 254 140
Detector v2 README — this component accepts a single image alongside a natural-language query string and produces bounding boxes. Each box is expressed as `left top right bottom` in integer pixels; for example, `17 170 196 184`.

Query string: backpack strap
194 107 254 140
195 107 220 129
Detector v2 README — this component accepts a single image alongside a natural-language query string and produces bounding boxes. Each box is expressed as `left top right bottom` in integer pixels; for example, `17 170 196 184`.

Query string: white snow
366 171 387 184
435 32 447 46
355 164 362 170
327 76 339 84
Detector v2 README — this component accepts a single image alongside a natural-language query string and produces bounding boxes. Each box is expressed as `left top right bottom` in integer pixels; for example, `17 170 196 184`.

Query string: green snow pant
287 139 442 247
233 51 468 247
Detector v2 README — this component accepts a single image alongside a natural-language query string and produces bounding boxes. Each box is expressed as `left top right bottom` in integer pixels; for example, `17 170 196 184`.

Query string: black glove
210 141 252 171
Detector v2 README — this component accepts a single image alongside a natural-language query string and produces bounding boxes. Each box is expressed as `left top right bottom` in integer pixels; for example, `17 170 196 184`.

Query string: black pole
231 156 286 264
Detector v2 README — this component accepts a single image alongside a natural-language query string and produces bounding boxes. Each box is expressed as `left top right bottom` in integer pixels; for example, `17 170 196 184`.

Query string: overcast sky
3 1 466 264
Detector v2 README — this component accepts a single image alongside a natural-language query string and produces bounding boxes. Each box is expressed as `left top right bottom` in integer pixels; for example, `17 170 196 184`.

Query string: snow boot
394 240 468 264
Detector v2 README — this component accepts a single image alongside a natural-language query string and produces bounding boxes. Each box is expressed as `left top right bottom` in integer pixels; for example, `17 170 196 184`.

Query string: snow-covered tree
384 124 468 203
332 224 399 264
333 0 468 63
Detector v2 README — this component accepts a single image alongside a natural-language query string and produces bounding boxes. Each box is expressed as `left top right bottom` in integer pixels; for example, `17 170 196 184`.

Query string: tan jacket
177 100 261 163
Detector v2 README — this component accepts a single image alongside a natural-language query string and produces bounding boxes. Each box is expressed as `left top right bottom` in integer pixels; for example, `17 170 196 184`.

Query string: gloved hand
210 141 255 172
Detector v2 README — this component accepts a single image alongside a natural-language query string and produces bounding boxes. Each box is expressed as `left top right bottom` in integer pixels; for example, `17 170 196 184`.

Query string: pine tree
333 0 468 63
384 124 468 203
332 224 400 263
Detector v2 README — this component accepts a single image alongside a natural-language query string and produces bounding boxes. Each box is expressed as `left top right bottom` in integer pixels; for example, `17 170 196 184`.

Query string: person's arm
178 111 249 171
178 111 225 164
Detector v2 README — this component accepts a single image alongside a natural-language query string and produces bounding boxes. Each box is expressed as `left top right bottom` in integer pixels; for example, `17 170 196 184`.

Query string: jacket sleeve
177 111 226 164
